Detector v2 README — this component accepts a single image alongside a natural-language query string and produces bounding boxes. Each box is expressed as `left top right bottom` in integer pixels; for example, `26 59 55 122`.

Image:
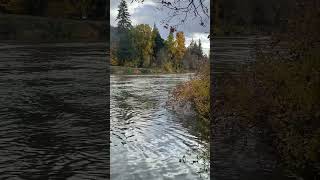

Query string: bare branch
132 0 209 28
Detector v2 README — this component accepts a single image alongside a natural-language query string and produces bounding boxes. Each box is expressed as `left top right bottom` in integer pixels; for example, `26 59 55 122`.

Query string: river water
111 74 209 180
0 42 109 179
1 37 264 179
0 42 209 179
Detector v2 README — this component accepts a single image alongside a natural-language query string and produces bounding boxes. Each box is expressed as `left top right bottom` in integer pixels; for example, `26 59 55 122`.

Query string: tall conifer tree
152 23 165 61
116 0 132 32
198 39 203 57
116 0 134 65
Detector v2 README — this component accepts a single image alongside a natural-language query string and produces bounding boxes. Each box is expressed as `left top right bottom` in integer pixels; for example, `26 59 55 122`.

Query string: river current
0 42 108 179
111 74 209 180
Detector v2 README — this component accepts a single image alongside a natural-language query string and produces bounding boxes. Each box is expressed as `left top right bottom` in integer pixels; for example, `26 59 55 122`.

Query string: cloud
110 0 210 55
185 33 210 56
111 0 157 26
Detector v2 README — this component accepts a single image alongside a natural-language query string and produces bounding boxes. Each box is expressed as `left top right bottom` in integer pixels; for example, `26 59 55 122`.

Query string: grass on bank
169 64 210 138
110 65 192 75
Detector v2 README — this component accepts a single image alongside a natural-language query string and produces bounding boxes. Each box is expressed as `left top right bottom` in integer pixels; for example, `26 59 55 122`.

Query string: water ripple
0 43 108 179
111 74 209 180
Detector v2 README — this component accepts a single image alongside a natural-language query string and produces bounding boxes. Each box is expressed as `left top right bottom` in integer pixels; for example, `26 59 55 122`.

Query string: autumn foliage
218 1 320 178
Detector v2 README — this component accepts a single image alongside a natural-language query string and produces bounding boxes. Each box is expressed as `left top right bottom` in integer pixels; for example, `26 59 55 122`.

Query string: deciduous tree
175 31 186 69
165 28 176 63
131 24 154 67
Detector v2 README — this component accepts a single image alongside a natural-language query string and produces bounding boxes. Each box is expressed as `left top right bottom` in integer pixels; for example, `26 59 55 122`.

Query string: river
111 74 209 180
0 42 209 179
0 37 263 179
0 42 109 179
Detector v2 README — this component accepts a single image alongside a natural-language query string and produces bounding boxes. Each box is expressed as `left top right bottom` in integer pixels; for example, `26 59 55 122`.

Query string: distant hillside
0 14 107 42
0 0 106 20
213 0 294 35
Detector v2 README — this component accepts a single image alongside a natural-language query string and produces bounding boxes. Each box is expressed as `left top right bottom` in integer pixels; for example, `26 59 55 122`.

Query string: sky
110 0 210 55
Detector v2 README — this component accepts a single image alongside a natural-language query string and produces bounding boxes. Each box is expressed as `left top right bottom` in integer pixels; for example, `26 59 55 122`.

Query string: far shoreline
0 14 107 42
110 65 195 75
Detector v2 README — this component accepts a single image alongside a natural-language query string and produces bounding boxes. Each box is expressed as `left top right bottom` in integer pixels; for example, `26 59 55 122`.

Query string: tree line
0 0 106 20
111 0 207 72
213 0 294 34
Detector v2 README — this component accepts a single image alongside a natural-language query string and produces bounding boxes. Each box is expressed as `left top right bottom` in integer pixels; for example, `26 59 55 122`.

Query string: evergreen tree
116 0 135 65
197 39 204 57
189 39 195 47
190 39 198 55
117 32 135 66
165 31 176 62
182 39 205 70
152 23 165 65
116 0 132 32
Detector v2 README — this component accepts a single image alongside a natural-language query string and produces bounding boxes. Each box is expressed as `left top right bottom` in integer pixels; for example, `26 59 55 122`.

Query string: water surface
0 42 108 179
111 74 209 180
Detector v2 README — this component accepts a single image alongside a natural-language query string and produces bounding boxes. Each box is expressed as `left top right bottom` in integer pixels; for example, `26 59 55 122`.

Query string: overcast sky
110 0 210 55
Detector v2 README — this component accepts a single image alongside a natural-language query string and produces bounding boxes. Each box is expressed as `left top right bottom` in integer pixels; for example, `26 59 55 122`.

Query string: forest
0 0 106 20
213 0 294 35
110 0 208 73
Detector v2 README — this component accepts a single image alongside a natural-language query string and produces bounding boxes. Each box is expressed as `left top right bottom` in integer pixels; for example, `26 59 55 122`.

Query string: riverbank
110 65 192 75
213 8 320 177
0 14 106 42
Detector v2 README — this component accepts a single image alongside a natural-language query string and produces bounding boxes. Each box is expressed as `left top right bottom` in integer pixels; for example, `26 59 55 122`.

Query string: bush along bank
169 63 210 140
216 2 320 178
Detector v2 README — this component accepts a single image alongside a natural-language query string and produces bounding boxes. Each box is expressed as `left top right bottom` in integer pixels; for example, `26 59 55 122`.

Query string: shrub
163 61 174 73
220 53 320 178
111 55 118 66
170 63 210 138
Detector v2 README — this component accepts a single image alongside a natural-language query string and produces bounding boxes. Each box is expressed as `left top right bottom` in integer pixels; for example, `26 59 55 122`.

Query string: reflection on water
0 43 108 179
111 74 209 180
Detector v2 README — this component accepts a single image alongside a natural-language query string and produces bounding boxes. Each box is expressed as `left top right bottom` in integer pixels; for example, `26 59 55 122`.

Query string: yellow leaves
171 64 210 121
175 31 186 64
162 62 174 73
111 54 118 66
131 24 154 67
165 33 176 58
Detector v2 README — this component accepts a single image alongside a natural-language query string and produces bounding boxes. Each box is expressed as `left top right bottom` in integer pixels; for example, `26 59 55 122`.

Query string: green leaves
130 24 154 67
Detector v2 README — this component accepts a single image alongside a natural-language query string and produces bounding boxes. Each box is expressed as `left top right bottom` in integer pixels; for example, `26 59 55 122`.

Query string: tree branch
132 0 209 27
